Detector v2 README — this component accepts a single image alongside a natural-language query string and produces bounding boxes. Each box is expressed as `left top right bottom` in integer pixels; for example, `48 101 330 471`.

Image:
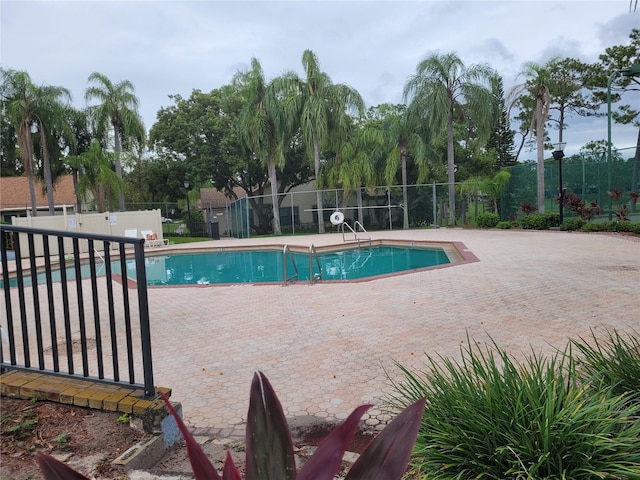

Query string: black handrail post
134 241 155 397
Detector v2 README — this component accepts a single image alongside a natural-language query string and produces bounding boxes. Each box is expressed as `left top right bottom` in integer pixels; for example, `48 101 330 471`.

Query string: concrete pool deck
147 228 639 435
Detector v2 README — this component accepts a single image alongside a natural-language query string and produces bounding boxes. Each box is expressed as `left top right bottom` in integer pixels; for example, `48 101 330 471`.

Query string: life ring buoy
330 211 345 225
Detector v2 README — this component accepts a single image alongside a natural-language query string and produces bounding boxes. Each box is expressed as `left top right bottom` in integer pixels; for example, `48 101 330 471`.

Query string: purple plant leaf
297 403 372 480
222 450 243 480
35 453 91 480
159 391 221 480
344 397 426 480
245 371 296 480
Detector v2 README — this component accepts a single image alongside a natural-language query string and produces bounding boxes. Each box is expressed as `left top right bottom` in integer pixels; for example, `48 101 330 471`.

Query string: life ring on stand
330 211 345 225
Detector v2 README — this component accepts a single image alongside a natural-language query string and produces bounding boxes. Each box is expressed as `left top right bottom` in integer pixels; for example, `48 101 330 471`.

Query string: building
0 175 79 223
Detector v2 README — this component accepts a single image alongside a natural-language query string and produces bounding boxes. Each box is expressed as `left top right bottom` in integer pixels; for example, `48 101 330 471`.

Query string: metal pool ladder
309 244 322 284
341 221 372 247
283 245 298 285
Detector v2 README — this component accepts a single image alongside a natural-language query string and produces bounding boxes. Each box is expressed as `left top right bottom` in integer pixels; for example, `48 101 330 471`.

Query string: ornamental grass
387 335 640 479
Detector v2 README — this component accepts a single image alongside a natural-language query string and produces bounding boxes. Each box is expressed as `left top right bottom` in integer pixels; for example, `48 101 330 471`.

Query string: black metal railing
0 225 155 397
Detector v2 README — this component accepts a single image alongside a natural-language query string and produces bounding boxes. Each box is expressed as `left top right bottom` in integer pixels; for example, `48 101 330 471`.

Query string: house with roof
0 175 79 223
199 186 246 236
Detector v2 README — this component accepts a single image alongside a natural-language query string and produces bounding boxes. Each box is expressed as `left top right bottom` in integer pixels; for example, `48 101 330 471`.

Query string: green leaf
345 397 426 480
245 371 296 480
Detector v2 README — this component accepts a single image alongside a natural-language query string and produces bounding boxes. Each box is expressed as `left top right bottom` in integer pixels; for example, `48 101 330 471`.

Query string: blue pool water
146 246 450 284
2 246 451 287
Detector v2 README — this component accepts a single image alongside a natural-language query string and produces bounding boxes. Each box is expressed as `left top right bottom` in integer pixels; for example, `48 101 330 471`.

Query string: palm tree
68 140 122 213
381 104 436 229
2 69 40 215
321 120 385 226
507 62 551 212
34 85 73 215
235 58 290 235
404 52 496 226
85 72 145 212
293 50 365 233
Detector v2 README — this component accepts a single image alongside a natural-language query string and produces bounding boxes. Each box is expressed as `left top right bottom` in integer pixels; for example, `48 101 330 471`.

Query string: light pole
607 64 640 220
552 142 566 224
183 179 192 224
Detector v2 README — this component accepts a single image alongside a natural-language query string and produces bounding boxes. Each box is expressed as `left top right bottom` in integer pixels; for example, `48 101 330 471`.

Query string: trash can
209 222 220 240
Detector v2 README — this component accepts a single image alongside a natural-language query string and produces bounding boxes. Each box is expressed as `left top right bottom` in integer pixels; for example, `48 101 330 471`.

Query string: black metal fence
0 225 156 397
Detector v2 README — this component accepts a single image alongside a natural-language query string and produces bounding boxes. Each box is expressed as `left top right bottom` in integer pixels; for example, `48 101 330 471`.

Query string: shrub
37 372 425 480
563 192 602 221
560 218 585 231
495 221 514 229
387 339 640 479
476 212 500 228
581 222 605 232
572 329 640 404
520 212 560 230
519 201 537 214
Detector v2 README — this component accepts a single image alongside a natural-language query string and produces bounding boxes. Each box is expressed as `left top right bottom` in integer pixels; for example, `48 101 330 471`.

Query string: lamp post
183 179 192 224
607 64 640 220
552 142 567 224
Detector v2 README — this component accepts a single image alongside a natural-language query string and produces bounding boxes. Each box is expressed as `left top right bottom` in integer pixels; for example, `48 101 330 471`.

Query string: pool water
147 246 450 285
1 246 451 287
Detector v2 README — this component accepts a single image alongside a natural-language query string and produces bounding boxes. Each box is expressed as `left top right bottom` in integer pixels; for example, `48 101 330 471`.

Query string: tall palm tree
507 62 551 212
2 69 40 215
85 72 145 212
34 85 72 215
404 52 496 226
321 120 385 225
381 104 435 229
235 58 290 235
293 50 365 233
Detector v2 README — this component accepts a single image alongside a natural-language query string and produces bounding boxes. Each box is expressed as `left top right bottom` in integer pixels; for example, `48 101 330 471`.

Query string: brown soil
0 397 149 480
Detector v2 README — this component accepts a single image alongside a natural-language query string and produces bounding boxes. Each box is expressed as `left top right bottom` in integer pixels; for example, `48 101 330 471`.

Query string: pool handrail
309 244 322 285
283 245 298 285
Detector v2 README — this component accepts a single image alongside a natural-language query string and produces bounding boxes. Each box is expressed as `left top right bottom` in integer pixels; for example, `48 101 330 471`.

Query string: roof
200 187 246 209
0 175 77 210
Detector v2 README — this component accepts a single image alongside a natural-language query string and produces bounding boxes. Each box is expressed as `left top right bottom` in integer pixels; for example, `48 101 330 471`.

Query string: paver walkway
148 229 639 432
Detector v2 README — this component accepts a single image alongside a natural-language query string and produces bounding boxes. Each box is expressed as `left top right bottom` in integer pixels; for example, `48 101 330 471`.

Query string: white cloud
1 0 638 153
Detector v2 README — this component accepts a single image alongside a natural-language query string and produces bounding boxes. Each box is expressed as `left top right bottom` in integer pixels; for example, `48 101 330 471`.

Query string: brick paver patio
147 229 639 431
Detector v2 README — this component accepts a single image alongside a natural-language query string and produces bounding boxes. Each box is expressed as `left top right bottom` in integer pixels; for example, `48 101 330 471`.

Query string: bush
520 212 560 230
495 221 514 229
560 218 585 231
388 339 640 479
581 222 605 232
572 329 640 404
476 212 500 228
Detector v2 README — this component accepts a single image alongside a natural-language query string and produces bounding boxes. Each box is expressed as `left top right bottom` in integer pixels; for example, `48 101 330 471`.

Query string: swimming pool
1 240 474 287
145 244 451 285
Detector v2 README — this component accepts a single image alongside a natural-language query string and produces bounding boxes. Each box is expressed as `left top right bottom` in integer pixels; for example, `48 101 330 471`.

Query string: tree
85 72 145 212
2 69 42 215
290 50 365 233
33 85 73 215
508 61 552 212
67 140 122 212
545 57 602 144
235 58 291 235
404 52 496 226
321 117 385 226
148 85 313 235
378 104 435 229
591 29 640 210
486 76 516 169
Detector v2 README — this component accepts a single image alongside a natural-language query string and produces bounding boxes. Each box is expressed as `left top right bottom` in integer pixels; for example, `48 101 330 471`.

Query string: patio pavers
147 229 639 430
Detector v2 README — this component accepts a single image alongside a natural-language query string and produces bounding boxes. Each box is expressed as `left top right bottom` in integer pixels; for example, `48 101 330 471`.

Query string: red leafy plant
562 192 602 221
36 371 426 479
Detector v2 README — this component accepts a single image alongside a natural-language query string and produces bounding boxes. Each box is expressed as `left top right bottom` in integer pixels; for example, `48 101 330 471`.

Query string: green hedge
477 212 500 228
520 212 560 230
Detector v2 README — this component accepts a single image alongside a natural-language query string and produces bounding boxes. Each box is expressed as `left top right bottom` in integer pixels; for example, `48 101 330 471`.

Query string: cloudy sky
2 0 638 158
